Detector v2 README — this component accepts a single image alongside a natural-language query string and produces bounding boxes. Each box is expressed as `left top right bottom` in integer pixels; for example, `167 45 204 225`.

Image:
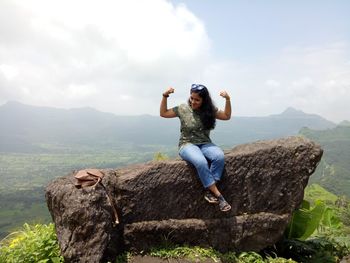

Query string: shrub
0 223 63 263
153 152 169 161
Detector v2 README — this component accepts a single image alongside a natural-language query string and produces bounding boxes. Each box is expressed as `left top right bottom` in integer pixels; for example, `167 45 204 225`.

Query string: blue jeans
179 143 225 188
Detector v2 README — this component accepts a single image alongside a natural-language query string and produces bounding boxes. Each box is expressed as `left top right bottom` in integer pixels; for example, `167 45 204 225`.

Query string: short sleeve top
172 103 212 148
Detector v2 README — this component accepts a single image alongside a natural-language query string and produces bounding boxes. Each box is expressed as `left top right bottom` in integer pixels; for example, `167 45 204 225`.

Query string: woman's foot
204 191 219 204
218 195 231 212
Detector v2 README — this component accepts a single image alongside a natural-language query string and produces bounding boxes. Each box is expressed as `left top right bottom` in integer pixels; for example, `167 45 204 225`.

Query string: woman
160 84 232 212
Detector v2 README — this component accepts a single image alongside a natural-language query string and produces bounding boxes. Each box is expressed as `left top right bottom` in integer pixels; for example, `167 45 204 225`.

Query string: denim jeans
179 143 225 188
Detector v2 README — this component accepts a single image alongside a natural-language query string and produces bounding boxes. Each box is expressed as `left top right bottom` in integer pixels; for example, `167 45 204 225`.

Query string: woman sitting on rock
160 84 232 212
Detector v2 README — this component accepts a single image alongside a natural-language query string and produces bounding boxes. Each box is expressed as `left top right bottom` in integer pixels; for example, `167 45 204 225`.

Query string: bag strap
99 181 119 224
74 169 119 224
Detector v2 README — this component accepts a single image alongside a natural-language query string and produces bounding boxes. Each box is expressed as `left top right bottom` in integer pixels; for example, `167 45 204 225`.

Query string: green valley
0 146 177 238
300 125 350 198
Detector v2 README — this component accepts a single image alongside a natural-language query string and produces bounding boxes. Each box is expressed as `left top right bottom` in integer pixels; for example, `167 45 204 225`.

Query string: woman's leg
179 143 231 212
179 144 215 188
207 183 222 197
200 143 225 182
201 143 231 211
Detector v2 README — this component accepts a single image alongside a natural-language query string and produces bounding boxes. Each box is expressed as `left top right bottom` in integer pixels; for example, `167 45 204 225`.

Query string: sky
0 0 349 122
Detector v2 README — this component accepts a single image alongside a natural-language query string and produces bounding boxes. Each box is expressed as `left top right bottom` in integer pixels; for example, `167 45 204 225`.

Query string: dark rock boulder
45 136 323 262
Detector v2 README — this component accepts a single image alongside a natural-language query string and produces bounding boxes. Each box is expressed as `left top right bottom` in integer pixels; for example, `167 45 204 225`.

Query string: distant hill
0 101 180 152
0 101 337 153
300 125 350 198
339 120 350 127
214 106 336 146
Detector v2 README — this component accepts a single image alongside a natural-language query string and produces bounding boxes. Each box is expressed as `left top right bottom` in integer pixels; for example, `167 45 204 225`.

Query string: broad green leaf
287 200 312 239
299 200 326 240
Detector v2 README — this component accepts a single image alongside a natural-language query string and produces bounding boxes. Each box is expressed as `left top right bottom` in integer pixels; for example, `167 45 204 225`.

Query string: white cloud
0 1 349 123
66 84 98 99
265 79 280 87
200 42 350 122
0 64 18 80
120 95 132 101
0 0 210 113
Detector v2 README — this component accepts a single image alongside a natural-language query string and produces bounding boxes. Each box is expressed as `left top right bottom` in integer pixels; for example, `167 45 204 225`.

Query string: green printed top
173 103 212 148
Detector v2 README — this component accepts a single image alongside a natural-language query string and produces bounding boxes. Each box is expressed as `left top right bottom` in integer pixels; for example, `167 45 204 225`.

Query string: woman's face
190 92 203 110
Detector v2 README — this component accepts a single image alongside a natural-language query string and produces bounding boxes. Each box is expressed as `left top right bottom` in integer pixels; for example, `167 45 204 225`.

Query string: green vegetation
149 245 225 261
285 200 327 240
0 223 63 263
1 226 298 263
304 184 338 205
148 246 297 262
300 125 350 198
0 188 51 239
276 185 350 262
153 152 169 161
2 221 346 263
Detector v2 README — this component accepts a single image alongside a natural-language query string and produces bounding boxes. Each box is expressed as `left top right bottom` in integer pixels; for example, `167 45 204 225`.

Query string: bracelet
163 93 169 98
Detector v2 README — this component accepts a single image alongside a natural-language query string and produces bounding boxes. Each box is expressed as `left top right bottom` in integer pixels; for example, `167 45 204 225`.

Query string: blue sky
174 1 350 60
0 0 349 122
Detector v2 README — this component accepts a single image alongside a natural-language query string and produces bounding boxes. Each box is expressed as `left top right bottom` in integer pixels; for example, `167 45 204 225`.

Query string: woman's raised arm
216 90 231 120
160 87 177 118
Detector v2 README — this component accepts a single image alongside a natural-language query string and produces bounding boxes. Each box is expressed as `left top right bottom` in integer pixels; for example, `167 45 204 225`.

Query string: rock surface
46 136 323 262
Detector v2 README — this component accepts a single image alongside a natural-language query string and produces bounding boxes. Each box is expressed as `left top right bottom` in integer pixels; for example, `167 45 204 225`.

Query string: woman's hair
188 85 216 130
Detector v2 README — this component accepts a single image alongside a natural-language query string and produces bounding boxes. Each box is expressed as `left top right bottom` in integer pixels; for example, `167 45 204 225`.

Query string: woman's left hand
219 91 230 100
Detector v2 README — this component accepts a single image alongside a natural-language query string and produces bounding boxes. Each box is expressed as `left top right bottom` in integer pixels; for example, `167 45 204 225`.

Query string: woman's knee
212 150 225 163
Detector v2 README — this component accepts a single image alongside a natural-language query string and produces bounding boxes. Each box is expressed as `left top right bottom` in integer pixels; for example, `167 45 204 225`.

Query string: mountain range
0 101 338 153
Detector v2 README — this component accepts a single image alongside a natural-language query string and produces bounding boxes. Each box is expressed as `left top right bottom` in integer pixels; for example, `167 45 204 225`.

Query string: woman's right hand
163 87 175 97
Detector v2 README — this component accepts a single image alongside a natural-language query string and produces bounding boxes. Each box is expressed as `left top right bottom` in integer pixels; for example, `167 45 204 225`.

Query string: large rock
46 136 323 262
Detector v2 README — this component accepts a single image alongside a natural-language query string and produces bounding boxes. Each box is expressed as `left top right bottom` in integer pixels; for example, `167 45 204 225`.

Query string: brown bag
74 169 104 188
74 169 119 224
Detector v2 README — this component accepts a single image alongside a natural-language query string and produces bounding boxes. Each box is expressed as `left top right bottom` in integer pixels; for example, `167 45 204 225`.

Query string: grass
0 223 63 263
116 246 299 263
0 223 296 263
304 184 338 205
1 223 349 263
149 245 225 261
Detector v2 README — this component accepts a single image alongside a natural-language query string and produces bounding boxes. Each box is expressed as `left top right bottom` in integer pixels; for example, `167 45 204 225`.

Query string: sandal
219 199 231 212
204 191 219 204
